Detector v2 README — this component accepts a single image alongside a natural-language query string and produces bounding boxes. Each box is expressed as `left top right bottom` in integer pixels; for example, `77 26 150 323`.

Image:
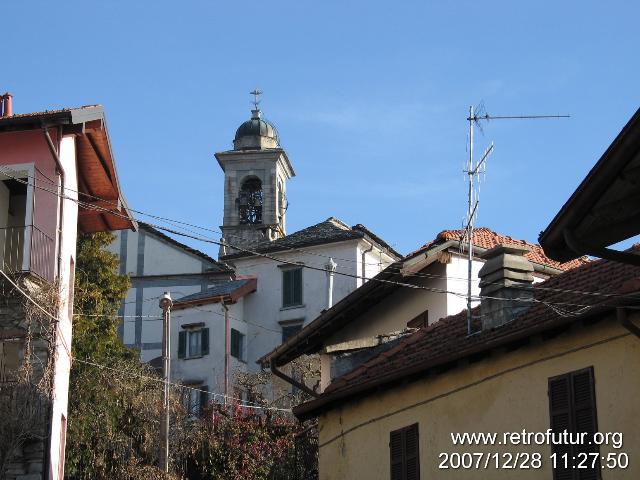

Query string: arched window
238 177 263 224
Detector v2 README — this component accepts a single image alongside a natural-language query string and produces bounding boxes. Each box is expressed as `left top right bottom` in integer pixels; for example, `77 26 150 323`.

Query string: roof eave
293 303 621 421
539 108 640 262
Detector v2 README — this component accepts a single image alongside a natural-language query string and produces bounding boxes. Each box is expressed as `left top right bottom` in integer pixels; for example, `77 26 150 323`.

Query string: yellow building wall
318 314 640 479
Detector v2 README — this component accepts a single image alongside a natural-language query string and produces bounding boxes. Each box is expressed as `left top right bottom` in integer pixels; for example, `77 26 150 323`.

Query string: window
548 367 599 479
282 322 303 343
231 329 244 361
186 384 209 417
178 328 209 359
282 267 303 307
0 341 20 383
238 177 263 224
407 311 428 329
389 423 420 480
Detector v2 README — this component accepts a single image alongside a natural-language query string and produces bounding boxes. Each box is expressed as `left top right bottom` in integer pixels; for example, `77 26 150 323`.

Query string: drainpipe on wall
223 302 230 405
325 258 337 309
42 125 66 479
361 240 374 285
43 126 66 279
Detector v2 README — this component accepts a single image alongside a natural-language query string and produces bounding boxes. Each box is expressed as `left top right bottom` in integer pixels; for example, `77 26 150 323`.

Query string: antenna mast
464 106 569 335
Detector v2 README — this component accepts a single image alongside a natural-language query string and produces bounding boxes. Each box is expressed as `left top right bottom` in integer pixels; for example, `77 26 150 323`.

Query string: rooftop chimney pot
2 92 13 117
478 244 534 330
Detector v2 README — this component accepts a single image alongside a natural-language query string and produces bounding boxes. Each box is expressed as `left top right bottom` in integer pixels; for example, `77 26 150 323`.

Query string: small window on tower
238 177 263 225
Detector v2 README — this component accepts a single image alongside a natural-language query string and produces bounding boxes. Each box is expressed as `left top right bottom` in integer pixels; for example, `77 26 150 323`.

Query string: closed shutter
201 328 210 356
178 331 186 359
389 429 403 480
549 374 573 480
572 369 599 480
282 268 302 307
549 367 599 480
404 424 420 480
292 268 302 305
390 423 420 480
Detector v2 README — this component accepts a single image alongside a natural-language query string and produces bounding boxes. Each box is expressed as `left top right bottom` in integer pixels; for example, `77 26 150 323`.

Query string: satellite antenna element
463 105 570 335
250 88 263 110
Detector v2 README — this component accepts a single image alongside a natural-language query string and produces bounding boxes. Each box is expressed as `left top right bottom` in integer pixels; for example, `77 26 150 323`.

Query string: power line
0 166 397 268
73 358 292 412
1 166 633 307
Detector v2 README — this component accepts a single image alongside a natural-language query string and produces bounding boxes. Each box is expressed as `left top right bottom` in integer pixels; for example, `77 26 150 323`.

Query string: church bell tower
215 90 295 257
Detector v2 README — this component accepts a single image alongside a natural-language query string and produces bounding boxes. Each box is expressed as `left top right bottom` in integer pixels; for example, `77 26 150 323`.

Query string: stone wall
0 276 54 480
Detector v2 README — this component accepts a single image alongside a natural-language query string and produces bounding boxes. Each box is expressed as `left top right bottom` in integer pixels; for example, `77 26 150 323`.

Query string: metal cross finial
250 89 263 110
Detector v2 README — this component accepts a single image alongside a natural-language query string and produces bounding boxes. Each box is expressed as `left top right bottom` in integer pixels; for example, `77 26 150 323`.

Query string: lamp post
159 291 173 473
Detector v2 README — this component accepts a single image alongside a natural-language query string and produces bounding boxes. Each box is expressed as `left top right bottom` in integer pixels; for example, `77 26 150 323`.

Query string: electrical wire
73 358 292 412
1 166 637 309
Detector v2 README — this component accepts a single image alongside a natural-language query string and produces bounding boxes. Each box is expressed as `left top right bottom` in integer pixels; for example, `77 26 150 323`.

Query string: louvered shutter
201 328 210 356
572 368 599 480
282 270 292 307
549 367 600 480
292 268 302 305
178 331 186 359
404 424 420 480
389 429 403 480
549 374 574 480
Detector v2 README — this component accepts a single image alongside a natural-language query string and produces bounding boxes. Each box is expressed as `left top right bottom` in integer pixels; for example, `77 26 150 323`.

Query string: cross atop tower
250 88 263 111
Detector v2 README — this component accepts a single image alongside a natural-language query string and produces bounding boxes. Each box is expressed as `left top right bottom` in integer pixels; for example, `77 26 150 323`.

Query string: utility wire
0 266 291 412
1 166 636 307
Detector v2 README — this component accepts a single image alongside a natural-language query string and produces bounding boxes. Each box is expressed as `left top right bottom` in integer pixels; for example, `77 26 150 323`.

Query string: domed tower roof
233 108 280 151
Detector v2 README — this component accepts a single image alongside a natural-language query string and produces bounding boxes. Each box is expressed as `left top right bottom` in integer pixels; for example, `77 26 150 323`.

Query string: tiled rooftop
222 217 401 260
296 245 640 416
409 227 589 271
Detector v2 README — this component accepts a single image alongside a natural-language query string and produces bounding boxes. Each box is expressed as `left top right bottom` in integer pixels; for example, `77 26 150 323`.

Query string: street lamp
159 292 173 473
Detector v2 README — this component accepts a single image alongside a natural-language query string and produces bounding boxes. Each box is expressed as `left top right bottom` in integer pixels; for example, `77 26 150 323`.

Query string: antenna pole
467 106 474 335
462 105 568 335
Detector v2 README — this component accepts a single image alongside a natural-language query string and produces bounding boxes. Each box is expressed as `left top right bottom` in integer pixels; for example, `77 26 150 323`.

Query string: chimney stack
478 244 534 330
2 92 13 117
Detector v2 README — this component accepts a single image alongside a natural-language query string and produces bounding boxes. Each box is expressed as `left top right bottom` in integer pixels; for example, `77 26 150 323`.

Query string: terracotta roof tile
302 248 640 412
408 227 589 271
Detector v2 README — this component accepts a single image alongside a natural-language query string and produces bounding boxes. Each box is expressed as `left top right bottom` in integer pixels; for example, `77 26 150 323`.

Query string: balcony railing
0 226 55 282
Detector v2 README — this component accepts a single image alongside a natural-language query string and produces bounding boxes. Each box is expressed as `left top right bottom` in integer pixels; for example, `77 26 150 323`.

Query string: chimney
478 244 534 330
2 92 13 117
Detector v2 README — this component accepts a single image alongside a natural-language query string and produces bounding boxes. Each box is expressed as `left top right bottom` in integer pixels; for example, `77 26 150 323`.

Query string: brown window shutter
571 368 600 479
389 429 404 480
390 424 420 480
549 367 600 480
404 424 420 480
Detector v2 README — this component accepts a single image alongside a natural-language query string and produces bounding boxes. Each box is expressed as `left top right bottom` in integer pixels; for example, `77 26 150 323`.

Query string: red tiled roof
408 227 589 271
294 246 640 419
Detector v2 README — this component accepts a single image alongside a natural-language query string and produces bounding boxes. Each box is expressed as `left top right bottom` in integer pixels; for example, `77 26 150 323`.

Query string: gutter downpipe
271 362 319 398
42 126 65 480
223 302 230 405
361 240 374 286
563 229 640 267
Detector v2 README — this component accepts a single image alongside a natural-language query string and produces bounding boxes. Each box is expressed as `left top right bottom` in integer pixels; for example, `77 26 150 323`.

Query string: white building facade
108 223 233 362
168 101 400 401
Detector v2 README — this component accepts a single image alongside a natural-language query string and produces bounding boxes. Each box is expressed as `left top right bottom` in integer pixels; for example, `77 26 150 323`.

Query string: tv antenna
463 104 570 335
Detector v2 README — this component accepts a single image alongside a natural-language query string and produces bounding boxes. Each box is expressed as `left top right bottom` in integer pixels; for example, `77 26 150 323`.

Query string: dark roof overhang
539 108 640 265
0 105 136 233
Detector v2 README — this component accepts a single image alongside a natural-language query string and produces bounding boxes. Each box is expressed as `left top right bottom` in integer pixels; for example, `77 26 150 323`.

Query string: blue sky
4 1 639 256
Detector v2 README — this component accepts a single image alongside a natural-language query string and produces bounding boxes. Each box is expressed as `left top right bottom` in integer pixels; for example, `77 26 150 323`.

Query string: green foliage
65 232 178 479
64 232 317 480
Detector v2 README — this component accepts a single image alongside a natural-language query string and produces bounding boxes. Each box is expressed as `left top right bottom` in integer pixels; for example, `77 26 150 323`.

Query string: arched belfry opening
238 176 263 225
215 90 296 257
